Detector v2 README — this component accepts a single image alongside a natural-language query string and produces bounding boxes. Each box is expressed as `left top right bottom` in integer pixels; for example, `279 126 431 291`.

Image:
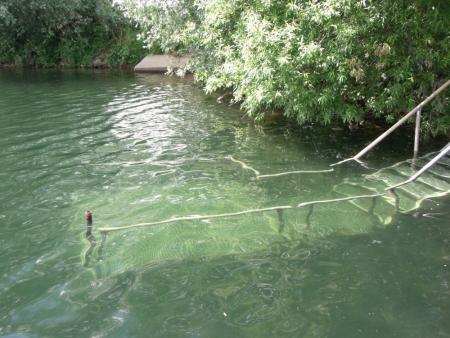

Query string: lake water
0 70 449 338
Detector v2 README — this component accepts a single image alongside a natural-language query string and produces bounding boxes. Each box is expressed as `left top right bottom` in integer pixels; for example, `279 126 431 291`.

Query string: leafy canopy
124 0 450 135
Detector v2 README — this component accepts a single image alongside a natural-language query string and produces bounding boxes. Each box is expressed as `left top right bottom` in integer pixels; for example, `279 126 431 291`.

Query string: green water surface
0 70 449 338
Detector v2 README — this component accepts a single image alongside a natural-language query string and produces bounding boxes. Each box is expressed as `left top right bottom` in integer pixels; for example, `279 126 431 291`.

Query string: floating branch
226 156 334 179
98 193 384 233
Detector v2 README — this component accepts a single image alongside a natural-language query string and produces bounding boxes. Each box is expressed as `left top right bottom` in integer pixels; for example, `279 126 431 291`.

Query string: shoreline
1 67 447 142
0 63 135 70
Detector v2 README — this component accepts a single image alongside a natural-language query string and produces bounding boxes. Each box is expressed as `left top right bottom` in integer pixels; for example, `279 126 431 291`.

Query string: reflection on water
83 210 96 268
0 70 448 338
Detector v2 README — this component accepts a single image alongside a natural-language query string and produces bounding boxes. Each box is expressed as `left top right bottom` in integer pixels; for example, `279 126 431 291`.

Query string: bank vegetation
122 0 449 136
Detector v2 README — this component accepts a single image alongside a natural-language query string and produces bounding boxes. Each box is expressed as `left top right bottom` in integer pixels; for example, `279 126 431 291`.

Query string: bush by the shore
124 0 450 136
0 0 146 68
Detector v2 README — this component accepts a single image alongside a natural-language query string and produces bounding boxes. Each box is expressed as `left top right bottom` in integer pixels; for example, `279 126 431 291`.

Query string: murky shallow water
0 70 449 337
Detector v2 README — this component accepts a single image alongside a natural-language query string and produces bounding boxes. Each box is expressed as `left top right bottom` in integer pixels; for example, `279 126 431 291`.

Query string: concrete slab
134 54 190 72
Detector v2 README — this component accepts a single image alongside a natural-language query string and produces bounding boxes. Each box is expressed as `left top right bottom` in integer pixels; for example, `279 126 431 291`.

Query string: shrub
124 0 450 135
0 0 146 67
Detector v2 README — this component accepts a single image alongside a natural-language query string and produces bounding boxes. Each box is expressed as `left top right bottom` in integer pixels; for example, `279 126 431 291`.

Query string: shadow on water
83 231 107 268
83 211 107 268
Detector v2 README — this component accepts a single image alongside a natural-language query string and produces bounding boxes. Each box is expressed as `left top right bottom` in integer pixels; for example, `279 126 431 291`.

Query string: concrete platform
134 54 190 73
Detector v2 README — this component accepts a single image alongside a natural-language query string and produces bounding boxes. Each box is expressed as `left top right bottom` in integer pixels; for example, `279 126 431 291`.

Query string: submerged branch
99 193 384 233
258 169 334 179
99 205 293 232
226 156 334 179
296 193 384 207
227 156 260 176
88 161 148 166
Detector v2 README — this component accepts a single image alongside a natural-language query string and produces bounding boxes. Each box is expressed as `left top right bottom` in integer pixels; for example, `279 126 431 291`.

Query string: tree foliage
0 0 146 66
124 0 450 135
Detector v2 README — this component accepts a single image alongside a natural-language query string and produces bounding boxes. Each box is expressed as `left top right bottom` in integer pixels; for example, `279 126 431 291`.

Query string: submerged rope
98 193 383 233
